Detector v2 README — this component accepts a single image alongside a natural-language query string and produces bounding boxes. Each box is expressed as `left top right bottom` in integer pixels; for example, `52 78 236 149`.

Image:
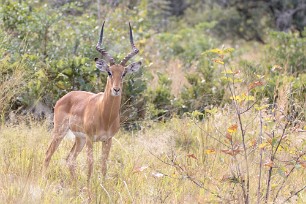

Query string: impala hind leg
44 124 69 170
66 142 76 163
67 137 86 177
101 138 112 177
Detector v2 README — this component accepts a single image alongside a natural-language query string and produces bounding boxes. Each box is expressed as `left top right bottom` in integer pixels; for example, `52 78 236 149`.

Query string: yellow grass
0 58 28 121
0 110 305 203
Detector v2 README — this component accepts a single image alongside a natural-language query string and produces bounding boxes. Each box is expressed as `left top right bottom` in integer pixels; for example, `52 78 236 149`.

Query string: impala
44 22 141 180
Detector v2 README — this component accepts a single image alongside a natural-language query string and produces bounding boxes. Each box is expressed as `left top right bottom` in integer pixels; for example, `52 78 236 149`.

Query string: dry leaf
271 65 282 72
213 58 225 65
221 174 231 182
152 172 164 178
221 174 239 183
226 132 232 141
248 81 263 91
221 149 241 156
133 165 148 173
249 139 257 147
299 161 306 168
233 70 241 75
258 143 269 149
187 153 198 159
205 149 216 154
264 160 274 168
228 124 238 133
267 138 273 145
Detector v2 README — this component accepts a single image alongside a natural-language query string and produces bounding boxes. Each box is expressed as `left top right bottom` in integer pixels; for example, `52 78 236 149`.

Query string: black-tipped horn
120 22 139 66
97 21 105 47
96 21 115 65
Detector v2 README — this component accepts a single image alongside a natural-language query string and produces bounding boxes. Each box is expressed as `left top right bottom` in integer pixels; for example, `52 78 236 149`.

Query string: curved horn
120 22 139 66
96 21 115 65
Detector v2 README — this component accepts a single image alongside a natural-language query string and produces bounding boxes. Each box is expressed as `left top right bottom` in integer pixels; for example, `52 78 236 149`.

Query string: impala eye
121 72 126 78
107 71 112 76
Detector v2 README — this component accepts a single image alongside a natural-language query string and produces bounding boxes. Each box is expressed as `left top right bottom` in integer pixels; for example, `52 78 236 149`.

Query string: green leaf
221 70 234 74
271 138 278 146
205 107 218 114
191 110 204 118
277 168 286 178
230 93 255 102
223 48 235 53
295 164 301 169
254 104 269 111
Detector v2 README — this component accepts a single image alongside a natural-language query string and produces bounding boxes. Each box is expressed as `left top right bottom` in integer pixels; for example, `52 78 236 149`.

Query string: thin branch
148 150 223 200
237 111 250 204
273 166 295 203
264 100 278 203
281 185 306 204
239 100 258 115
100 183 112 203
273 122 289 156
264 130 275 204
273 152 306 202
123 180 134 203
257 110 264 204
223 63 249 203
191 118 231 148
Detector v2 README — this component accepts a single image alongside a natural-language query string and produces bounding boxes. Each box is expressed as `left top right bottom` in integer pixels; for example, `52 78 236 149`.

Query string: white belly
66 129 86 139
66 129 112 142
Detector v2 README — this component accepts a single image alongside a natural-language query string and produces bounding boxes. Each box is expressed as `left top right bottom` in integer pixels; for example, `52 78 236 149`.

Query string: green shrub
179 57 224 114
265 31 306 75
262 32 306 119
147 73 174 120
120 68 148 129
157 22 217 64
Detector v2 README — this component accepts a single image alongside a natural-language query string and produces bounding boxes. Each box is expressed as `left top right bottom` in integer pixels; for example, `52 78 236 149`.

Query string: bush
0 27 32 122
262 32 306 119
179 57 225 114
157 22 217 64
120 68 148 129
146 73 174 121
265 31 306 75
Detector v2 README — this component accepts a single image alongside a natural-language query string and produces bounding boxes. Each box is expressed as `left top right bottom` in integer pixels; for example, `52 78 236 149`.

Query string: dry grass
166 59 188 97
0 106 305 203
148 58 188 97
0 57 28 121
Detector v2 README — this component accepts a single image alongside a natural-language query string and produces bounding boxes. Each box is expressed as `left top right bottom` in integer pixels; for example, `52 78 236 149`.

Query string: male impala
44 22 141 180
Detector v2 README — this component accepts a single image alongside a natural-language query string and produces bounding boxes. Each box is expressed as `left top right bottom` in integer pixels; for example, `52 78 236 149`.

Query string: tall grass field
1 106 305 203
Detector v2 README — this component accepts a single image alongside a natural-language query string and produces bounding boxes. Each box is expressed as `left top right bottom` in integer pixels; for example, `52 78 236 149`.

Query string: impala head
95 22 142 96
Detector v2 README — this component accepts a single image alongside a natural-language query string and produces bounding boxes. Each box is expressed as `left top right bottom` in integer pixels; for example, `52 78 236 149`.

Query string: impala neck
100 78 122 125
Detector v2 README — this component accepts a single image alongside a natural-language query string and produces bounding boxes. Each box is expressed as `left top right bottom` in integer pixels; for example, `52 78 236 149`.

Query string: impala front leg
86 138 94 182
101 138 112 177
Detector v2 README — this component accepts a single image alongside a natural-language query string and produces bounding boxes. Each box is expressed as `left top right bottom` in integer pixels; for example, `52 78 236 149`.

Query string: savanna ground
1 99 306 203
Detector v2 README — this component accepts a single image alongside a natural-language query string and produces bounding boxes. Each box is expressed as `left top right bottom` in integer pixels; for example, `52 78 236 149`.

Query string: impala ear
125 61 142 74
95 58 109 72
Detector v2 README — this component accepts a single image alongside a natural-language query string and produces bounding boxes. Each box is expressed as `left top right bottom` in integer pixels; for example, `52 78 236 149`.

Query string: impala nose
113 88 120 93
